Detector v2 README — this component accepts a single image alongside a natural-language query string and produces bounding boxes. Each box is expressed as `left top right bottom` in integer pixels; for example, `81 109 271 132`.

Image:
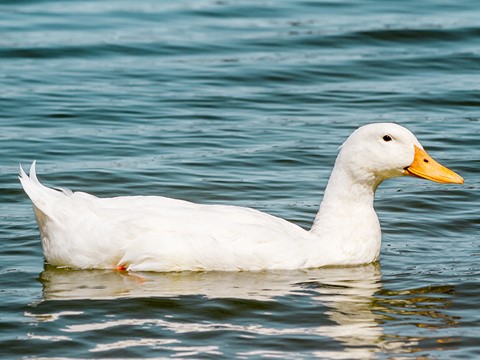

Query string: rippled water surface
1 0 479 358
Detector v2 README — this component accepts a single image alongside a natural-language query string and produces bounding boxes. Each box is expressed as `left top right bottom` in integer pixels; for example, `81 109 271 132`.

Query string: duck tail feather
19 161 68 210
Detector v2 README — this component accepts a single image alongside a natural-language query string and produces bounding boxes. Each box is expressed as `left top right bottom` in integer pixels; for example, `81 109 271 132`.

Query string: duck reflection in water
29 264 459 358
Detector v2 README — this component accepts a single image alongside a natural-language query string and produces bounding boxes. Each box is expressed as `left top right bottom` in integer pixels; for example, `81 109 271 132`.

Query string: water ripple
1 0 479 358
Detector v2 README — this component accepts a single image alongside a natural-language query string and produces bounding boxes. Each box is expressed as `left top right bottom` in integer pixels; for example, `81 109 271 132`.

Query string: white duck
20 123 463 272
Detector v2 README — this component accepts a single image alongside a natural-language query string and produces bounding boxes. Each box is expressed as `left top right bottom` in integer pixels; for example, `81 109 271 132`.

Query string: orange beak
403 145 464 184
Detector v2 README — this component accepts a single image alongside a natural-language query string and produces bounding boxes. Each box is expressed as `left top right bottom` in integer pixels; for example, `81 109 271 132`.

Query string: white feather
19 123 459 271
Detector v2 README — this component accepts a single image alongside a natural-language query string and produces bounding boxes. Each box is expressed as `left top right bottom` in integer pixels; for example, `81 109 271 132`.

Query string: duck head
337 123 464 186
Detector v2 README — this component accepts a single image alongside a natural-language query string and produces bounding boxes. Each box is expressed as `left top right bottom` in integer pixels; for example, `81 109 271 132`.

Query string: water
1 0 479 358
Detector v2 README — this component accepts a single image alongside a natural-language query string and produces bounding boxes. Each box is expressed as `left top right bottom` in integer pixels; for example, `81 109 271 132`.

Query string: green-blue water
1 0 479 358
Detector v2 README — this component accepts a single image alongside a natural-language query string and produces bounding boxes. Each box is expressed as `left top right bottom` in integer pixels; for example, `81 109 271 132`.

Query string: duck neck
312 164 379 226
308 157 383 265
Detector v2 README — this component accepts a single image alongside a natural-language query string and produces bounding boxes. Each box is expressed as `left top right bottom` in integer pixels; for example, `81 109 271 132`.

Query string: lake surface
1 0 479 358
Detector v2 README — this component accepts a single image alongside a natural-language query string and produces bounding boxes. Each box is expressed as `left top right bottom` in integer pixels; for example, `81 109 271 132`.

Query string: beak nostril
423 159 429 163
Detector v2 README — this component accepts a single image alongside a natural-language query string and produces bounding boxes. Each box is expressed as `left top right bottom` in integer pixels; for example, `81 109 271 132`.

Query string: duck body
21 179 378 271
20 123 463 272
32 188 310 271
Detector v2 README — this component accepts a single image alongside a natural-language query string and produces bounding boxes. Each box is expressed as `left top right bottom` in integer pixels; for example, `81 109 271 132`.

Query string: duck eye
383 135 393 142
